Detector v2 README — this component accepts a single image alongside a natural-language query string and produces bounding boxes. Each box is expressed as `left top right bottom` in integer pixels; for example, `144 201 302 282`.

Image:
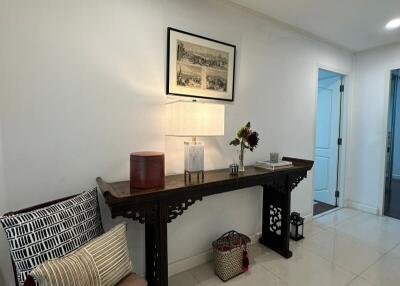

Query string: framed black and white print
167 28 236 102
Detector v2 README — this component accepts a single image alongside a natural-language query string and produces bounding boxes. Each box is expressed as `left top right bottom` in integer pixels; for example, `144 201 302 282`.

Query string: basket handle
219 231 241 246
218 230 240 239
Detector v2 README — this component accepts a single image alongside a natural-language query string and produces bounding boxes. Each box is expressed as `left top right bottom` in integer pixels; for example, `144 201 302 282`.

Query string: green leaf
229 138 240 146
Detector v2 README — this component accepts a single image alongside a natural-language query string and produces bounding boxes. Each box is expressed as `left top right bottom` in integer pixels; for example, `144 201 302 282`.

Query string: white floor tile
337 213 400 252
361 253 400 286
190 262 220 285
168 208 400 286
260 246 355 286
347 277 377 286
200 264 287 286
304 220 326 237
249 242 275 264
315 208 362 228
169 270 200 286
389 242 400 256
300 228 384 274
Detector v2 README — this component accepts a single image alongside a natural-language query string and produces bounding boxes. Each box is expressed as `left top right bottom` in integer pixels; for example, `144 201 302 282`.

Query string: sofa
2 193 147 286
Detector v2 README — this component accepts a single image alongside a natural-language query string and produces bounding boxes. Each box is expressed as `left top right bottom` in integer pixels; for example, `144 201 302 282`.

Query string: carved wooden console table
97 157 313 286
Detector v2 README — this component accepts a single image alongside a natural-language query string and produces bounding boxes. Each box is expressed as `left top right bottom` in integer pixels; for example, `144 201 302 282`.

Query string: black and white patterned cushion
0 188 104 285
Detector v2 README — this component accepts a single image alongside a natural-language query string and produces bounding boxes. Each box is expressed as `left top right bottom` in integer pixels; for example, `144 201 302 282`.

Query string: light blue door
313 75 341 206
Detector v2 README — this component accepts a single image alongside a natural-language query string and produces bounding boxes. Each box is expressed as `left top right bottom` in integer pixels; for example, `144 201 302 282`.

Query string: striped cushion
0 188 103 285
31 250 100 286
31 223 133 286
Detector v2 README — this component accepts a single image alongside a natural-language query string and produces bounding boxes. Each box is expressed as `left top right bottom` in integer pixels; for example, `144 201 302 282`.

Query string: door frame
312 64 351 213
379 65 400 216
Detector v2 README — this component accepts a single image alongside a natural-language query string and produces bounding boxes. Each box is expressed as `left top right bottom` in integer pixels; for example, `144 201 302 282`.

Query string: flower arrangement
230 122 260 171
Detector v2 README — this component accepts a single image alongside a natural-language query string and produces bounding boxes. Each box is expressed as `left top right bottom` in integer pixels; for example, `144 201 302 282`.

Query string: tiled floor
169 208 400 286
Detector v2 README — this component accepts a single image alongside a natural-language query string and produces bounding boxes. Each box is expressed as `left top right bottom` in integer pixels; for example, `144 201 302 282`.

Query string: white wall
346 43 400 214
0 0 353 284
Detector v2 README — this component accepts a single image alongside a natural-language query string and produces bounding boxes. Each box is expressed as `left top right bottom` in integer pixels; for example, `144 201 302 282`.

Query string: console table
97 157 313 286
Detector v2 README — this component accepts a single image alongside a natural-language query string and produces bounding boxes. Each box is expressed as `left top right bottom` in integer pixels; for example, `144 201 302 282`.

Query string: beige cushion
116 273 147 286
31 223 133 286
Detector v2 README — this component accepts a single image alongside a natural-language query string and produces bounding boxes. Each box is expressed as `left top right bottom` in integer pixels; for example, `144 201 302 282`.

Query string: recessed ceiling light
386 18 400 30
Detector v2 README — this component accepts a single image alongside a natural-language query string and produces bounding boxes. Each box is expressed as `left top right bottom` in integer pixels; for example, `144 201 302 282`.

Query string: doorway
313 69 344 216
384 69 400 219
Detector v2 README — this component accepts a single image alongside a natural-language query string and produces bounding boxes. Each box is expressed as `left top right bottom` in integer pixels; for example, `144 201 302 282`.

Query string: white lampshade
166 101 225 137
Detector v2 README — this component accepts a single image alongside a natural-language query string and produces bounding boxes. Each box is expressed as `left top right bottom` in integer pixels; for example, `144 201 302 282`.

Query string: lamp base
184 141 204 179
184 170 205 182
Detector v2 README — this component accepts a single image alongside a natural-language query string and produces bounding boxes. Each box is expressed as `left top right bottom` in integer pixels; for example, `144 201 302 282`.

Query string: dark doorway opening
313 68 344 216
384 69 400 219
314 200 336 216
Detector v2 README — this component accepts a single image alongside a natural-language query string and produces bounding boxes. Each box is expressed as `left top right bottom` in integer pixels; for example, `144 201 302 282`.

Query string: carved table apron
97 157 313 286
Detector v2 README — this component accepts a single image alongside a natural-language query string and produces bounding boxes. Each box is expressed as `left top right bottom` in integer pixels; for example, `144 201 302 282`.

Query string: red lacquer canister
130 151 165 189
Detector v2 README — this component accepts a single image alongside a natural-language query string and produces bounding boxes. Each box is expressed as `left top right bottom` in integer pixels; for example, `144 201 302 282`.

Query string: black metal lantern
290 212 304 241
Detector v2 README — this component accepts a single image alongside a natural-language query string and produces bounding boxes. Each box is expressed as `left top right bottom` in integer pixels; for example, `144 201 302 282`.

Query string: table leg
145 204 169 286
259 178 292 258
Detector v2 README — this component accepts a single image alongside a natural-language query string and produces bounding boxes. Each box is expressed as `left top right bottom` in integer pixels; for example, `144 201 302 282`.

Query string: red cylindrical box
130 152 165 189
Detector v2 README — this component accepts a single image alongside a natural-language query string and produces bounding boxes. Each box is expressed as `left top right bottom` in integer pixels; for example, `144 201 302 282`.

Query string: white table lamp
166 101 225 180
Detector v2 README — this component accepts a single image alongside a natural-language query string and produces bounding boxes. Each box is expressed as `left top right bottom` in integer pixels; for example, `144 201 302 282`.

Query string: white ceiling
230 0 400 52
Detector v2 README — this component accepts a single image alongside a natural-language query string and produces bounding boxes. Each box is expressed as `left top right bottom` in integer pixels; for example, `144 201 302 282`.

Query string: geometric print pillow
0 188 104 286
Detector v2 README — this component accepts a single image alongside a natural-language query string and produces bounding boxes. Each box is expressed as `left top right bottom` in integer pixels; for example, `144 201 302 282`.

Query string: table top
97 157 313 202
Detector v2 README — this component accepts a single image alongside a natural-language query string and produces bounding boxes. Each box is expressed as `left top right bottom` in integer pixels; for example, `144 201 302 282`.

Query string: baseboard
168 232 261 277
344 200 379 215
302 213 313 223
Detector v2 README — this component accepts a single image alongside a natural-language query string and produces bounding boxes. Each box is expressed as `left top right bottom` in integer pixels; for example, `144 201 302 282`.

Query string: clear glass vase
238 147 245 172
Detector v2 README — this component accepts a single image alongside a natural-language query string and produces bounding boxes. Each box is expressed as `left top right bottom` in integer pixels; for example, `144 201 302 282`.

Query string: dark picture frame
166 27 236 102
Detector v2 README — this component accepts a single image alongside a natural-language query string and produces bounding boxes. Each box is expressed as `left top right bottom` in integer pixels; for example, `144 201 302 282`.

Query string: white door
313 77 341 206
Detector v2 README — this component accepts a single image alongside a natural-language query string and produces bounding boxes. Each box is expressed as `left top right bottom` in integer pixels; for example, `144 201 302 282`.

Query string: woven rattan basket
212 231 250 282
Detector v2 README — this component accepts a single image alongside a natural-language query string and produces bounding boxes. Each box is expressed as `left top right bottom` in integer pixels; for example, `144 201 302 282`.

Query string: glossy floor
169 208 400 286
